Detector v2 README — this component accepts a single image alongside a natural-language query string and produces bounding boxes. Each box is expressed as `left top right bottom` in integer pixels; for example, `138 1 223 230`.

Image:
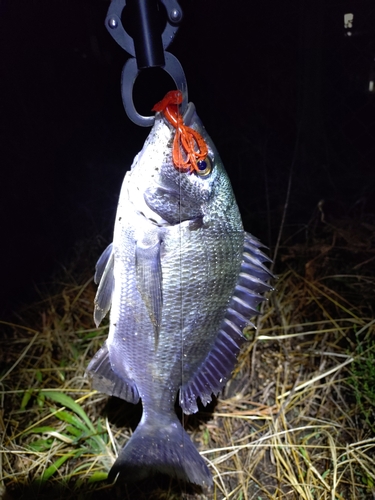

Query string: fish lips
144 185 203 225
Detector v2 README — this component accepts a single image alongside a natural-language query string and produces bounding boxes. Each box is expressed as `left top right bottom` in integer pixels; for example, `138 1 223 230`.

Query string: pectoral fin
135 234 163 345
94 243 113 284
93 243 114 327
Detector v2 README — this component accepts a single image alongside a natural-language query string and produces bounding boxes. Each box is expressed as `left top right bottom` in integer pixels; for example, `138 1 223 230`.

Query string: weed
348 333 375 433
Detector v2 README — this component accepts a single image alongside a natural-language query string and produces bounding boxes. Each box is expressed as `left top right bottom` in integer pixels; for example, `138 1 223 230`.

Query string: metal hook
105 0 187 126
121 52 188 127
106 0 183 58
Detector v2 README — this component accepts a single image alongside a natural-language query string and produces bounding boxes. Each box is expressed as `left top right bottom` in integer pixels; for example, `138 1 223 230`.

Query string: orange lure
152 91 208 173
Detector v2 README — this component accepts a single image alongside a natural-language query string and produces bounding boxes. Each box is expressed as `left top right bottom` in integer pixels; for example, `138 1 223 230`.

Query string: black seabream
86 92 272 487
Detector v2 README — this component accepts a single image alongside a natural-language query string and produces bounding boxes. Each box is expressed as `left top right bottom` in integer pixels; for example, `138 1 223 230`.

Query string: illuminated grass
1 216 374 499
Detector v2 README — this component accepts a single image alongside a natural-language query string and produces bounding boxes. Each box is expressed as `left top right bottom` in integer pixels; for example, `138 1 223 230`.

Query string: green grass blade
41 391 95 432
23 426 56 435
28 438 54 452
20 388 33 410
39 452 75 482
54 409 88 431
65 424 85 438
88 471 108 483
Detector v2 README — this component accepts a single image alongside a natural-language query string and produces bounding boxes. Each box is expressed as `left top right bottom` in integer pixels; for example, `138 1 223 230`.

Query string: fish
86 91 272 488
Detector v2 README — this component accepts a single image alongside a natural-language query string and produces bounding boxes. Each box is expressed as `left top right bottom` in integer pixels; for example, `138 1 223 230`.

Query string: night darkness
1 0 374 318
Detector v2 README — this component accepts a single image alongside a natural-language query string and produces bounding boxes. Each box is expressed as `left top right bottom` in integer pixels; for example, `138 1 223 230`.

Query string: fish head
127 102 235 226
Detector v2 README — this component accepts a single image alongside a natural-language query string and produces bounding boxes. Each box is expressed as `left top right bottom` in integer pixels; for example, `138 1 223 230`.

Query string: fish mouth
156 102 196 128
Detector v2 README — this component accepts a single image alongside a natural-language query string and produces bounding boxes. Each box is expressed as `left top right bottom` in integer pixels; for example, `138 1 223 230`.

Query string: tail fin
108 414 212 488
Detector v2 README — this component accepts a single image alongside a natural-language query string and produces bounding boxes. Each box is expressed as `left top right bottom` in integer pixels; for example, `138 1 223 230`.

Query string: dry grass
1 214 375 499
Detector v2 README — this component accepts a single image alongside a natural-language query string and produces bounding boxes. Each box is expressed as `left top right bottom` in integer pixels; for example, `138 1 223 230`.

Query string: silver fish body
86 102 272 487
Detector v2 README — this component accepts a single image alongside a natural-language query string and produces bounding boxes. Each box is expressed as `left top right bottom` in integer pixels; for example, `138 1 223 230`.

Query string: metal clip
105 0 188 126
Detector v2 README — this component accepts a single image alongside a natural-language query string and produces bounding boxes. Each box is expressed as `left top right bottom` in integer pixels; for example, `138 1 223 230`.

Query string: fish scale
86 98 272 487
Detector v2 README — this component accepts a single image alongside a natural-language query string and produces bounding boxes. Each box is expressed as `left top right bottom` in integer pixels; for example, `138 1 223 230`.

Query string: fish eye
196 157 212 177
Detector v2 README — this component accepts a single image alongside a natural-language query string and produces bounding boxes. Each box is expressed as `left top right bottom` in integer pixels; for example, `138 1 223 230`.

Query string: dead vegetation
1 211 375 499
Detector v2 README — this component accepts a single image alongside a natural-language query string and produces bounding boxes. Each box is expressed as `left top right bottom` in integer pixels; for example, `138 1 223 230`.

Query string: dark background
0 0 374 317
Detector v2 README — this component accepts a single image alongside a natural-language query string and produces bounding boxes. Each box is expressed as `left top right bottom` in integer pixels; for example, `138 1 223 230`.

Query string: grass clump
347 334 375 435
21 390 112 484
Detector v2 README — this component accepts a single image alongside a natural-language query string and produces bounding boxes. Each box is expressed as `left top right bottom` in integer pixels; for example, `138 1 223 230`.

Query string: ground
1 210 375 500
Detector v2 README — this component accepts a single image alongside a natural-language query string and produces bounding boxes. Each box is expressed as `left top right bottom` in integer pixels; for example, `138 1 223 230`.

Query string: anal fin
86 342 139 404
